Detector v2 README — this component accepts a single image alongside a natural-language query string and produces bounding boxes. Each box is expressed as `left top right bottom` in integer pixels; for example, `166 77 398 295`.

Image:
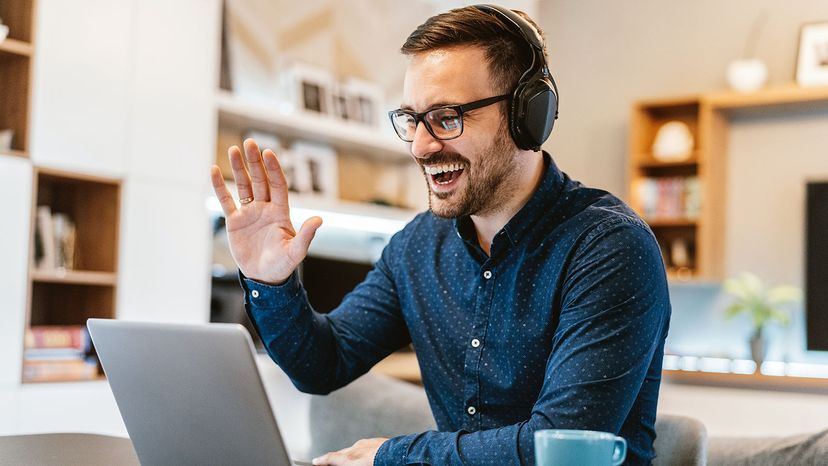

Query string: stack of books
634 176 701 221
23 325 99 383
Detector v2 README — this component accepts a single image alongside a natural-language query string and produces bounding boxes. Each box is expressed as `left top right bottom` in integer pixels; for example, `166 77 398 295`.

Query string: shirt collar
453 151 565 250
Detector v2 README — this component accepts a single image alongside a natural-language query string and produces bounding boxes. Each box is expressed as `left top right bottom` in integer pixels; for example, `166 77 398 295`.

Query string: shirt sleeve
241 226 414 395
374 216 671 465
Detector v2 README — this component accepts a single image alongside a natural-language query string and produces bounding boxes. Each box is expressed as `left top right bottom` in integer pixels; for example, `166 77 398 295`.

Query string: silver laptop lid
87 318 293 466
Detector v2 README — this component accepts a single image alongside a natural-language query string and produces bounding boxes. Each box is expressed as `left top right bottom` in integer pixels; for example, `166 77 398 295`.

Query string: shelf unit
628 84 828 281
629 97 702 279
23 168 121 383
215 90 409 180
0 0 36 157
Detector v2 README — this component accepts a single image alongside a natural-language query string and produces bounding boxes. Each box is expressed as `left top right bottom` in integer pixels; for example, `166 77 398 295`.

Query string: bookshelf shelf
215 90 409 165
0 149 28 158
0 38 34 57
31 269 118 286
645 218 698 228
635 152 700 170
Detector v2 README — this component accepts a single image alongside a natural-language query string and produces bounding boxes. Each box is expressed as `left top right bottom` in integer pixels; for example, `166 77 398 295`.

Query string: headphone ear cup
509 78 557 151
523 78 557 147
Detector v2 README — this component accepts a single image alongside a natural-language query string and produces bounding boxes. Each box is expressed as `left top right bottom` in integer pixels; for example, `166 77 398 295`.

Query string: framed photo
343 78 385 127
795 21 828 87
330 83 351 121
279 63 335 115
290 141 338 200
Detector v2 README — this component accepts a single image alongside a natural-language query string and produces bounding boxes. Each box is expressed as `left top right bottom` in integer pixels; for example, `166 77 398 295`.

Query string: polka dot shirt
242 153 671 465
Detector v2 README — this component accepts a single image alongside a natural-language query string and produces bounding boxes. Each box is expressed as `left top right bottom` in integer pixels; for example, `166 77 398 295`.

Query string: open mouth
424 163 466 188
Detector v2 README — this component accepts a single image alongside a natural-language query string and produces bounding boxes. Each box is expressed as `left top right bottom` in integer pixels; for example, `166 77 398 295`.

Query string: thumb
290 216 323 259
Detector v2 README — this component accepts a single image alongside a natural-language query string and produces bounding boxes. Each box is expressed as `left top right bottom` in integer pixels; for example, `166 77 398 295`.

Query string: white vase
726 59 768 92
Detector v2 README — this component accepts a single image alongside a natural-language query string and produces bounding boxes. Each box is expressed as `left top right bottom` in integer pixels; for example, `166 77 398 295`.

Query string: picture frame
279 63 335 115
290 141 338 200
342 78 385 127
795 21 828 87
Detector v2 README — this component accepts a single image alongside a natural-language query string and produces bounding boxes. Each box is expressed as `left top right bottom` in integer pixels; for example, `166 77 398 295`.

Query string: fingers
289 216 323 262
210 165 237 216
242 139 271 202
262 149 290 207
312 451 341 465
228 145 253 202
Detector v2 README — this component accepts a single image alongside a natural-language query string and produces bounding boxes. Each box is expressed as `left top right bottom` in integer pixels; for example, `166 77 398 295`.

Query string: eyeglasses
388 94 510 142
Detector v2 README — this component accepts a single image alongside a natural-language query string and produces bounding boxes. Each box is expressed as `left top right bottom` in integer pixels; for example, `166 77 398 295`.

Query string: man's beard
423 126 518 219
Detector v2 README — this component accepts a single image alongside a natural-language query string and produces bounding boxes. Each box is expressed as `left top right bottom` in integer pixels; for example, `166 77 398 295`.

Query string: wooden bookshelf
629 85 828 281
23 168 121 383
0 0 36 156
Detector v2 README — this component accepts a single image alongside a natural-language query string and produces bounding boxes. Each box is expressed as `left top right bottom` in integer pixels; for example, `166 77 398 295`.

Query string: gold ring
239 196 254 205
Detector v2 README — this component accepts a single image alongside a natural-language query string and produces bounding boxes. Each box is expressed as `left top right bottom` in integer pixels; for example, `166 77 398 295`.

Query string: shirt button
467 406 476 416
483 270 492 279
251 290 260 298
471 338 480 348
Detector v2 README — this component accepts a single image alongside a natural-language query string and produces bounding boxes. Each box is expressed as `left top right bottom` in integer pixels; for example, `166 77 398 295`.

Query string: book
25 325 90 351
23 359 100 383
35 205 56 269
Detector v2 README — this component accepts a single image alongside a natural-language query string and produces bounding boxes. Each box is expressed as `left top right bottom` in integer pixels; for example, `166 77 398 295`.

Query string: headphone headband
472 4 559 151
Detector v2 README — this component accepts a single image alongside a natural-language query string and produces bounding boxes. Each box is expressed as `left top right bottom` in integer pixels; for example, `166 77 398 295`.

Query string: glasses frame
388 94 510 142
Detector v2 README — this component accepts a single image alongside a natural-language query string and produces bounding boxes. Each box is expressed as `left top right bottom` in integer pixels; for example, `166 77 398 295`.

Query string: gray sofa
309 372 712 465
309 372 828 465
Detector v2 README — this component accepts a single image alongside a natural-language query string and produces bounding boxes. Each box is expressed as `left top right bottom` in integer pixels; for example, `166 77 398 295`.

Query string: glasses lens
390 112 416 142
426 108 462 139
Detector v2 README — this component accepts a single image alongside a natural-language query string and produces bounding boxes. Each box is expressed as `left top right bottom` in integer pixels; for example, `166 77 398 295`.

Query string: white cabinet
30 0 133 176
117 179 212 324
128 0 221 186
0 155 32 387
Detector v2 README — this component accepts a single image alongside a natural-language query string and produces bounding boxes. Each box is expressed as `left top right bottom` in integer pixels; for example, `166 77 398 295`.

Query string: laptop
87 318 311 466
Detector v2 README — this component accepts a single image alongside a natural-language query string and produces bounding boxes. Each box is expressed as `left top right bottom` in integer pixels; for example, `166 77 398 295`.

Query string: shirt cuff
237 269 304 308
374 434 415 466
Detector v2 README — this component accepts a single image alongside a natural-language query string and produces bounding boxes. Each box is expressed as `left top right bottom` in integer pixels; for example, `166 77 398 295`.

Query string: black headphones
473 4 559 151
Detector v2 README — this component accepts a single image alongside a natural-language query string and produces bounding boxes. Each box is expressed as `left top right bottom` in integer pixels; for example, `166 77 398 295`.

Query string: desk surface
0 433 139 466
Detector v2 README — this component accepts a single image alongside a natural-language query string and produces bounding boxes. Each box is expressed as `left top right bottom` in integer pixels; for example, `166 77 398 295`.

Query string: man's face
402 46 518 218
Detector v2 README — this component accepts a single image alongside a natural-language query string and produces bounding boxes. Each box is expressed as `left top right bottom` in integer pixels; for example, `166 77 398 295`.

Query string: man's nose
410 121 444 161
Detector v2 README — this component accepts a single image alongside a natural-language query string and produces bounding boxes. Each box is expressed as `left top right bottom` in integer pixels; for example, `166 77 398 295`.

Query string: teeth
424 163 464 175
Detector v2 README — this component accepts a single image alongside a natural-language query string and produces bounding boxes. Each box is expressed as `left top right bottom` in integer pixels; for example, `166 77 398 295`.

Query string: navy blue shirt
241 153 671 465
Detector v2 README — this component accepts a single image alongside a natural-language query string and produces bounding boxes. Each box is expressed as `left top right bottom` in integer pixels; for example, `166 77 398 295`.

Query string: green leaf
767 286 802 305
723 303 746 319
724 272 764 300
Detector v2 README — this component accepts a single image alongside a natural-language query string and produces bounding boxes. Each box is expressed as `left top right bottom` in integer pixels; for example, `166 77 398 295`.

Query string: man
210 5 670 466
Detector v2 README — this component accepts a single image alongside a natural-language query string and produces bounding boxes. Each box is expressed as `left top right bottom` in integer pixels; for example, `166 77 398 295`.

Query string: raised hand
210 139 322 285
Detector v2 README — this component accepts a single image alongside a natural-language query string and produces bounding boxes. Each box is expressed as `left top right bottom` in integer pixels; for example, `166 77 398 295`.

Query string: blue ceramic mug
534 429 627 466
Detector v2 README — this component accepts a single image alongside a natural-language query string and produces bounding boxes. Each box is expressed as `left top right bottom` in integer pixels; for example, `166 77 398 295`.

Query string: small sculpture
652 121 694 162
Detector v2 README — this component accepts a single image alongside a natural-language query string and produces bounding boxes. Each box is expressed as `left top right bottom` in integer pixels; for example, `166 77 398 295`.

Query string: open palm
210 139 322 285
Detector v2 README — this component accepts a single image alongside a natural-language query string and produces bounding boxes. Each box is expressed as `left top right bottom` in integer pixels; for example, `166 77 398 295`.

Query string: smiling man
210 5 670 466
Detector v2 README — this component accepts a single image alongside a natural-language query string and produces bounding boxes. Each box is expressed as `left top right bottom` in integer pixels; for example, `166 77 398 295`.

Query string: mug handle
612 436 627 465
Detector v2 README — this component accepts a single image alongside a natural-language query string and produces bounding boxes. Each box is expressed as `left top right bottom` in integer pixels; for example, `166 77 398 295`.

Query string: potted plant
723 272 801 370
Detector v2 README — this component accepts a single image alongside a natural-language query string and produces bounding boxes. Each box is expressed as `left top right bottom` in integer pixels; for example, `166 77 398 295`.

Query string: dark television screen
806 181 828 351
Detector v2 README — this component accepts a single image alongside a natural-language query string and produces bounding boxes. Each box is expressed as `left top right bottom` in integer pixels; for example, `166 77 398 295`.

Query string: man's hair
401 6 547 95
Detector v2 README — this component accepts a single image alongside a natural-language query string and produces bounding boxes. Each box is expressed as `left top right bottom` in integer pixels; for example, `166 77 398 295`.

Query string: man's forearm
241 270 348 394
